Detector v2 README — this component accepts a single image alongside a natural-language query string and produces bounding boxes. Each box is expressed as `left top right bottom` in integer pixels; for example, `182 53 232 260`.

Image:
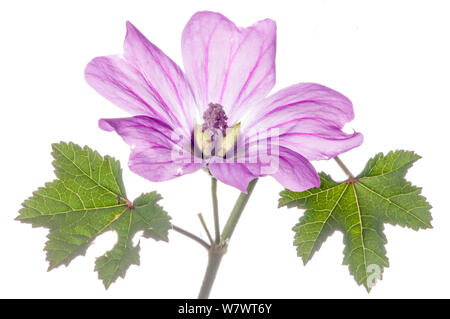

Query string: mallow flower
85 11 363 193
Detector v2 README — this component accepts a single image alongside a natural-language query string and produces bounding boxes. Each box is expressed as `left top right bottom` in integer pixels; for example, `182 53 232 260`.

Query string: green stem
198 213 214 245
211 177 220 244
197 244 227 299
171 224 210 250
197 178 258 299
221 178 258 241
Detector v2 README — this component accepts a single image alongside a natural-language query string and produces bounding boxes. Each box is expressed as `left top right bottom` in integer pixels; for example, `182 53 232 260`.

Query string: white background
0 0 449 298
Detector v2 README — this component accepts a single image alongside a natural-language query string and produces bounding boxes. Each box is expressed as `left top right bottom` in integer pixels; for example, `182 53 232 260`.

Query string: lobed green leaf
18 142 171 288
279 150 432 291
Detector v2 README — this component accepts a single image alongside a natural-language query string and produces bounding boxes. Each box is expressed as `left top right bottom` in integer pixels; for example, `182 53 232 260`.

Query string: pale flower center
194 103 240 158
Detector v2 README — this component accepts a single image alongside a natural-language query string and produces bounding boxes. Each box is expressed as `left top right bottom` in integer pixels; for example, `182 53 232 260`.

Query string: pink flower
85 11 363 193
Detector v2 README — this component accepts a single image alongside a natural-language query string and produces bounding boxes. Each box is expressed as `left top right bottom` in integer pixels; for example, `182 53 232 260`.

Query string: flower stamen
202 103 228 137
194 103 240 158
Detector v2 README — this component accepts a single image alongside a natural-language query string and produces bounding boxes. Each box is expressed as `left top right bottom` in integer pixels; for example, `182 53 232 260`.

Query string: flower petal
124 22 197 132
270 147 320 192
99 116 205 181
85 22 197 134
246 146 320 192
208 162 258 193
209 146 319 193
242 83 363 160
277 121 363 160
85 55 175 124
244 83 355 130
182 11 276 121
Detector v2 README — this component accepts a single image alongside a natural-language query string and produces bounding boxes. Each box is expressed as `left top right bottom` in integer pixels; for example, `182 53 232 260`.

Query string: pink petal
277 123 363 161
269 147 320 192
244 83 355 130
182 11 276 122
243 83 363 160
99 116 205 182
85 55 174 124
209 146 319 193
209 162 258 193
85 22 197 134
124 22 197 133
245 146 320 192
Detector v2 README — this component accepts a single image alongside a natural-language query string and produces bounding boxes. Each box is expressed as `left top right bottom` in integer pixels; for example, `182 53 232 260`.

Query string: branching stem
198 213 214 245
198 178 258 299
171 224 210 250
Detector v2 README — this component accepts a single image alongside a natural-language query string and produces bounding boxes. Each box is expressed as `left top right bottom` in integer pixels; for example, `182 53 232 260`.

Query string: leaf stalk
334 156 355 178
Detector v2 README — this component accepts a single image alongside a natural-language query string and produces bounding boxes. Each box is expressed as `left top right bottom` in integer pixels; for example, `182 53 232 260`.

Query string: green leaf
17 142 171 288
279 150 432 291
